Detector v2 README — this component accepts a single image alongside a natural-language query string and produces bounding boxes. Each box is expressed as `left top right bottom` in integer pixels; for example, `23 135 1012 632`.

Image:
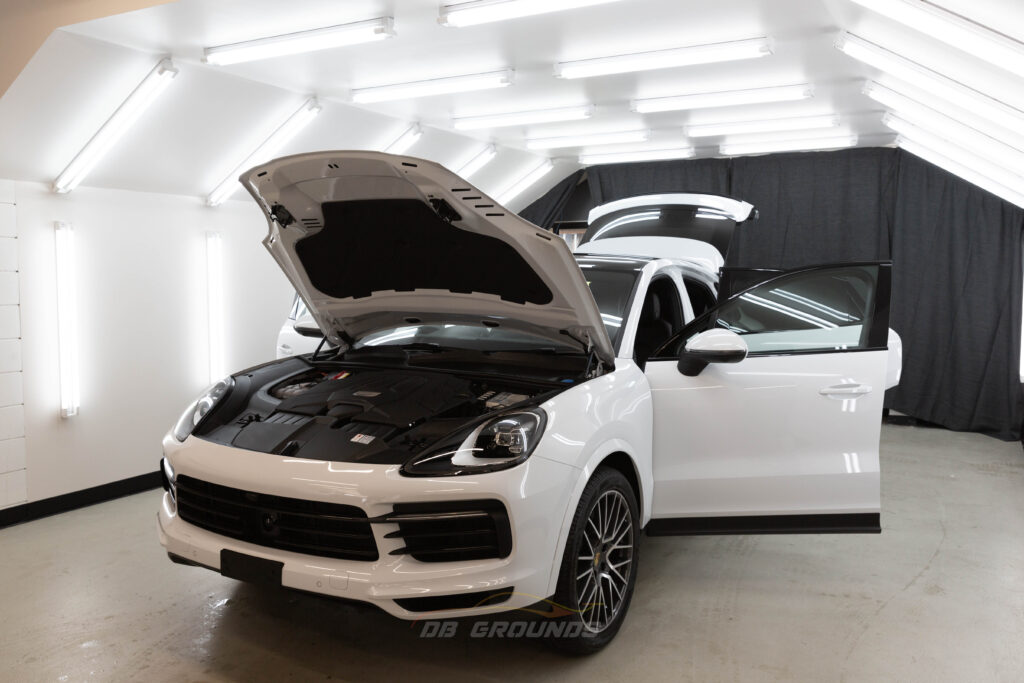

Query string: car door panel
644 262 892 533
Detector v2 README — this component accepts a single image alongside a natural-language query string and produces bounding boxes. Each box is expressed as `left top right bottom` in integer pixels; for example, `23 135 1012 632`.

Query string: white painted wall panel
16 182 292 501
0 469 27 508
0 437 25 474
0 204 15 237
0 405 24 440
0 339 20 373
0 237 18 272
0 180 13 205
0 277 19 307
0 372 23 407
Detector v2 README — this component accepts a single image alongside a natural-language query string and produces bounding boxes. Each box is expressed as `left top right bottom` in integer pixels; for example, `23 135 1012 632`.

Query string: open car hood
242 151 615 368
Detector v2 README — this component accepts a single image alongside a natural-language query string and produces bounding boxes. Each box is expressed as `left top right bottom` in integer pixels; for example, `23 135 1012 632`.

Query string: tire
546 466 640 655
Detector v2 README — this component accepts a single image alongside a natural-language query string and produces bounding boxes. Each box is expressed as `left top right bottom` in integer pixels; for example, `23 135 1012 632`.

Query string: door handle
819 383 872 398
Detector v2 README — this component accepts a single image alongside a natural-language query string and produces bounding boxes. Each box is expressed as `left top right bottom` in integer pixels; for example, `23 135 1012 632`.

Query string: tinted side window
665 265 881 357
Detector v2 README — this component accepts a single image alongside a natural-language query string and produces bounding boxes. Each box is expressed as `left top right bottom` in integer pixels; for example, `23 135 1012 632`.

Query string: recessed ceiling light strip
495 159 554 204
203 17 396 66
632 84 814 114
863 80 1024 156
686 114 839 138
456 145 498 177
526 129 649 150
836 32 1024 133
848 0 1024 75
897 137 1024 208
53 59 178 193
883 114 1024 190
351 69 513 103
440 0 624 27
452 105 593 130
207 97 322 206
579 147 696 165
555 37 773 79
719 134 858 156
384 124 423 154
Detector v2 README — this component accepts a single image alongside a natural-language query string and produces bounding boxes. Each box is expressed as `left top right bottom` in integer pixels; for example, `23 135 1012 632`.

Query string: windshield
351 265 640 353
578 266 639 347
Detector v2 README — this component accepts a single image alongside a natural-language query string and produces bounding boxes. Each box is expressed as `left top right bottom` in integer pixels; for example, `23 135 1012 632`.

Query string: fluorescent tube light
883 114 1024 191
495 160 554 204
203 17 395 65
452 105 593 130
206 232 224 383
897 137 1024 209
54 222 79 418
687 114 839 138
456 145 497 178
440 0 623 27
526 129 648 150
849 0 1024 76
207 97 321 206
579 147 696 165
874 93 1024 175
720 134 858 156
54 59 178 194
632 84 813 114
351 69 513 103
554 37 773 79
836 32 1024 133
384 124 423 154
863 80 1024 155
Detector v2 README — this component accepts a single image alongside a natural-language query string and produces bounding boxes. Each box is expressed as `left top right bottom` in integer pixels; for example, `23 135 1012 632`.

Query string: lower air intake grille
175 475 378 561
385 500 512 562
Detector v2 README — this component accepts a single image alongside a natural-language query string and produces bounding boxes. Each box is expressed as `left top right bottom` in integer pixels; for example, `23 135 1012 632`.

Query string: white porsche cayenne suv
159 151 900 653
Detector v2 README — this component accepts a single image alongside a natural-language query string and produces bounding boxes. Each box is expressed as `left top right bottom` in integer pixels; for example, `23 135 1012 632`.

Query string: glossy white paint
587 193 756 224
645 349 887 518
684 328 749 357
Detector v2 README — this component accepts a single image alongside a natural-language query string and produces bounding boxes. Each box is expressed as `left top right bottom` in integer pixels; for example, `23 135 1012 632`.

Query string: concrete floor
1 425 1022 682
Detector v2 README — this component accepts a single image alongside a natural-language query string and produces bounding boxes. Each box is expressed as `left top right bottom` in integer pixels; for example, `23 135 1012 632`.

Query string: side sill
645 512 881 536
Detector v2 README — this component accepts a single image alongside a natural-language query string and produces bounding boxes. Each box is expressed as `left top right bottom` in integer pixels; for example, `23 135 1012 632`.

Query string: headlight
171 377 234 442
401 409 546 477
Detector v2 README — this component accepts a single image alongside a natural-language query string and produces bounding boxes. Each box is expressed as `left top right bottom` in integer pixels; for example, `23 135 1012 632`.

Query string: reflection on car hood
241 151 614 368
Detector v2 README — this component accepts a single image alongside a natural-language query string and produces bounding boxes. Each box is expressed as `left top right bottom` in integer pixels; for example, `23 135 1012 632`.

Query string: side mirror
293 316 324 338
677 329 748 376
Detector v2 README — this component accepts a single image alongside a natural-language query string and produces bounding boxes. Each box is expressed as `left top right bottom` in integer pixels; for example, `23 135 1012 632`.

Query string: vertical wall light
54 222 79 418
205 232 225 383
206 97 322 206
54 59 178 194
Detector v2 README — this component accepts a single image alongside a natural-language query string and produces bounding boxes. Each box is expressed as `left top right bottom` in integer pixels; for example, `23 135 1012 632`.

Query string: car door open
643 262 892 535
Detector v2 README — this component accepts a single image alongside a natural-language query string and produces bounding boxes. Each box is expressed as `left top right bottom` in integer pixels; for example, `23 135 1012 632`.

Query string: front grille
384 500 512 562
175 475 378 561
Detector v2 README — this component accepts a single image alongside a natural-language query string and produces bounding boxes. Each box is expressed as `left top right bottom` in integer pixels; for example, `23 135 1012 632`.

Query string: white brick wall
0 180 24 509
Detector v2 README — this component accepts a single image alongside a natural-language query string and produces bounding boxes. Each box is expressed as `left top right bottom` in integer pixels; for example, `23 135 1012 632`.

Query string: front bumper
159 434 579 619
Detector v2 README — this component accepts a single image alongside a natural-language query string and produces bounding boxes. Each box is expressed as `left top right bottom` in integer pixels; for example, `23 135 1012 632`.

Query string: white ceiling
0 0 1021 209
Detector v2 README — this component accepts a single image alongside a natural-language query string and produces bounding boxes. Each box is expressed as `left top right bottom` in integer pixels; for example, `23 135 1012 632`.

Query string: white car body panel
587 193 755 224
646 350 886 517
162 180 900 626
243 151 615 367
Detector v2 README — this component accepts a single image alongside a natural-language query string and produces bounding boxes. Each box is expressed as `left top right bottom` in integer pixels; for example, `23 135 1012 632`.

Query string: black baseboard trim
0 471 161 530
645 512 881 536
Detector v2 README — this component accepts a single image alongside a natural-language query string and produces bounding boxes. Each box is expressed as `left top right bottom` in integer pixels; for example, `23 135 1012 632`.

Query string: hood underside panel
297 199 551 305
242 151 615 367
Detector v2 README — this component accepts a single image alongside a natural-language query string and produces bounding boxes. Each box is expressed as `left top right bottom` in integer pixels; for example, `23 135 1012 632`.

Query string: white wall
14 182 292 502
0 179 25 508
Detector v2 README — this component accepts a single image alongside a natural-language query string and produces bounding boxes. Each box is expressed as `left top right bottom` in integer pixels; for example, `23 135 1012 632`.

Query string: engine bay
194 359 560 465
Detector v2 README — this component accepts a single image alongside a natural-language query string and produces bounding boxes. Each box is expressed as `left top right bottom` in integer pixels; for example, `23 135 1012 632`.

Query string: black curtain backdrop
887 153 1024 439
517 169 584 229
520 148 1024 439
